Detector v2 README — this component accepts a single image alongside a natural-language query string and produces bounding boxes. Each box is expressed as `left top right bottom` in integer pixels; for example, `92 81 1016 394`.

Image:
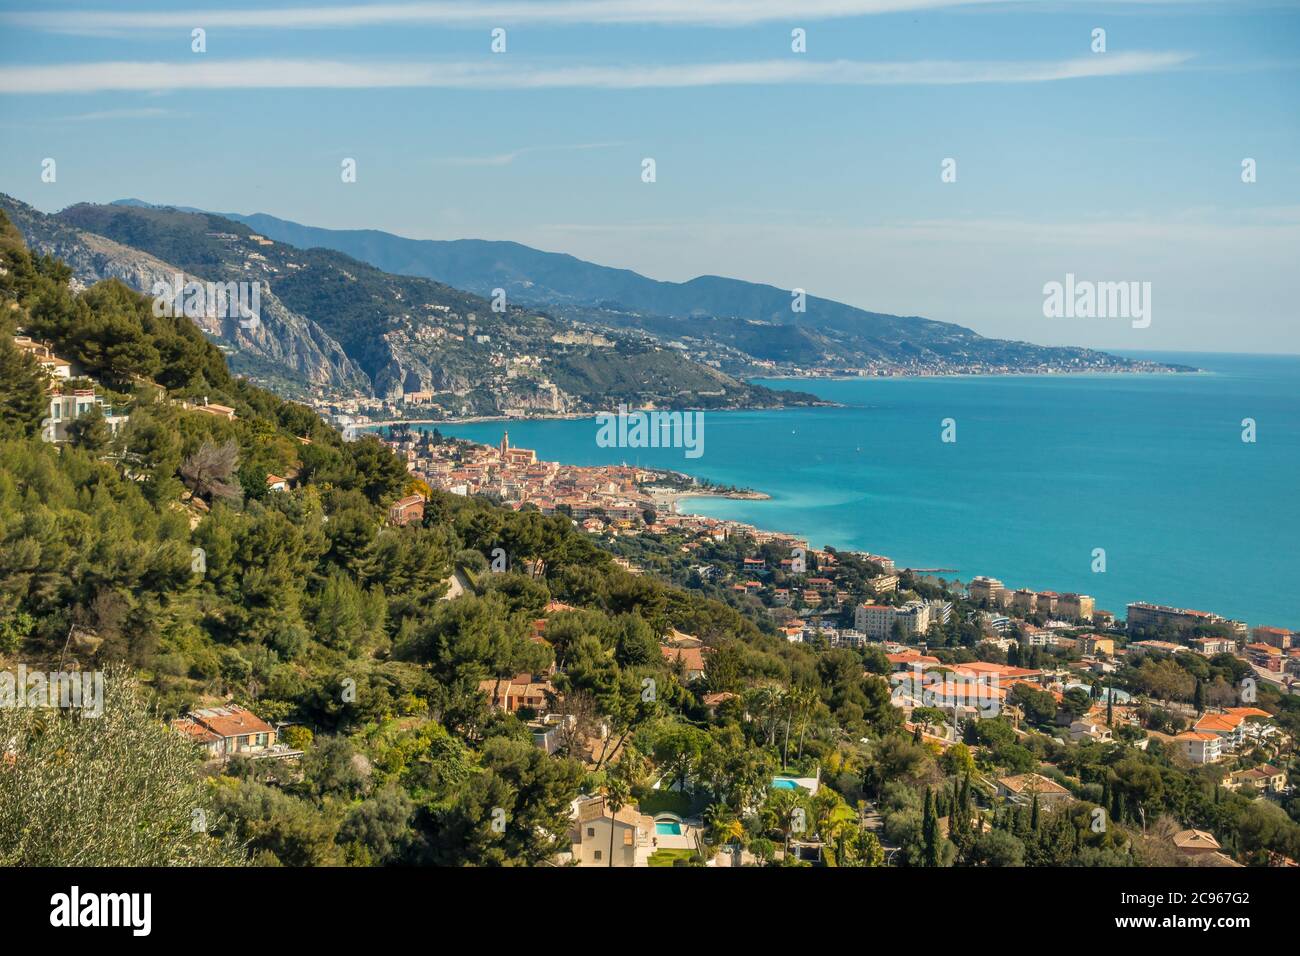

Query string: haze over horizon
2 0 1297 353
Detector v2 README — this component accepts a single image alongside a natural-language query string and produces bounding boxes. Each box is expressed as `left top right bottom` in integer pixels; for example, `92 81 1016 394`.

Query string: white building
42 390 130 443
1175 731 1222 765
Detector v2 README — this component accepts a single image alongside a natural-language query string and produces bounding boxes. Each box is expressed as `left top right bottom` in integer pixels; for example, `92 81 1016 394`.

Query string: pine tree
0 333 47 439
66 405 111 452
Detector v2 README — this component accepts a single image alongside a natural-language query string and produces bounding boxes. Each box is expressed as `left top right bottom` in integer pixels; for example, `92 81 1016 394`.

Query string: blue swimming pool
655 821 682 835
771 778 800 790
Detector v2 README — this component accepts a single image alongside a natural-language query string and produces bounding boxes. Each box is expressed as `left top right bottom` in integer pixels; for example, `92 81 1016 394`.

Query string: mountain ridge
182 204 1189 376
1 194 817 416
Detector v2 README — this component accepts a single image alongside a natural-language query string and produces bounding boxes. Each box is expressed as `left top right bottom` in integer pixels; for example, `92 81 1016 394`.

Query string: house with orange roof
171 704 298 762
661 644 709 682
479 673 557 714
387 493 425 526
996 773 1072 808
1174 731 1222 764
1225 765 1287 795
886 651 941 672
1245 642 1284 672
1194 711 1249 750
1173 829 1222 857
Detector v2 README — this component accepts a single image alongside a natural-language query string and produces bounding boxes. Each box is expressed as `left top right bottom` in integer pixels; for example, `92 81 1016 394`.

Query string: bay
423 352 1299 630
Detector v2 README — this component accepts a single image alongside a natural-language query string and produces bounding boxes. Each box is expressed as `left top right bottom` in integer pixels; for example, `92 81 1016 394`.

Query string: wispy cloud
0 52 1193 94
3 1 1054 34
438 142 625 167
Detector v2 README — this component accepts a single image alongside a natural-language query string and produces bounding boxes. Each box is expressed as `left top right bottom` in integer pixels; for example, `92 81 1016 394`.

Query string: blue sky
1 0 1298 353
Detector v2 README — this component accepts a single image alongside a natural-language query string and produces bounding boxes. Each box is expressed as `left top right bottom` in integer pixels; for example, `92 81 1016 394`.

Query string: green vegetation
0 209 1294 868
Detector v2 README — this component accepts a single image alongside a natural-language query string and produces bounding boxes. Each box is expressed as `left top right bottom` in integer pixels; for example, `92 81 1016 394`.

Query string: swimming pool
771 778 800 790
655 821 682 835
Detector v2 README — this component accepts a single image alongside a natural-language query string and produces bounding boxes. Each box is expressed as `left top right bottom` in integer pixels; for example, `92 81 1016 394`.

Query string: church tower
500 431 509 458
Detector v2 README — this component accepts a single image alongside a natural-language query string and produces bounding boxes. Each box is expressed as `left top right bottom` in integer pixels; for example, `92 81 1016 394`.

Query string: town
11 320 1298 869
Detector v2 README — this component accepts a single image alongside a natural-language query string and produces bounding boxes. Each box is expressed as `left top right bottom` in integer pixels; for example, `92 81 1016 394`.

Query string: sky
0 0 1298 354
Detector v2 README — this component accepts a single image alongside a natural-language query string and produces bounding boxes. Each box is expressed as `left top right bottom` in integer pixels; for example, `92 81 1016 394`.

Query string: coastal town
11 320 1297 870
349 425 1300 866
5 222 1294 884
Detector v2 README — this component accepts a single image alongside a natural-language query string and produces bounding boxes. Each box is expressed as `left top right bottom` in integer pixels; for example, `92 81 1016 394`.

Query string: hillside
208 208 1186 376
1 207 1296 871
2 195 818 416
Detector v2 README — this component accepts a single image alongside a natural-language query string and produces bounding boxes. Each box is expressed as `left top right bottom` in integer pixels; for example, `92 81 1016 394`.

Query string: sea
414 352 1300 631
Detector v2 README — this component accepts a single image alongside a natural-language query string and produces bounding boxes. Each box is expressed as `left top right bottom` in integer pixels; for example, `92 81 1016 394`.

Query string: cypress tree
922 787 939 867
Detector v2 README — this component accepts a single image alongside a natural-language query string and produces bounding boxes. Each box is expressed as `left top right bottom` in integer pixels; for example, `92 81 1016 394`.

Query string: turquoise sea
423 352 1300 630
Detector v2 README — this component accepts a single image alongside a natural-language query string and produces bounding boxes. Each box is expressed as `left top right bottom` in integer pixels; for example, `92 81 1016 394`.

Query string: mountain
201 207 1185 376
0 197 368 399
1 195 817 416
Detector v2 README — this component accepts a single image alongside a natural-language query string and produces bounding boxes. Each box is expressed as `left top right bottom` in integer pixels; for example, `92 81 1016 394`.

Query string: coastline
370 356 1296 629
357 366 1208 429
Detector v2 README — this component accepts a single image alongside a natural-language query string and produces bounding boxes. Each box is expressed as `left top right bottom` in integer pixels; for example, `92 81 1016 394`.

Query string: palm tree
703 803 745 862
604 774 631 868
793 686 817 761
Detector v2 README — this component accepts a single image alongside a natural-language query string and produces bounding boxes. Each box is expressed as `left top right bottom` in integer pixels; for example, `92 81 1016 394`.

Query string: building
1035 591 1059 616
866 574 899 596
1126 602 1226 634
265 474 288 493
969 576 1006 606
42 389 130 443
1225 765 1287 795
1245 643 1284 672
661 644 708 682
886 650 942 672
1079 634 1115 657
1174 731 1222 765
895 601 932 638
1069 718 1113 743
1192 711 1248 750
1128 639 1185 655
1173 829 1222 858
1251 626 1292 650
1011 589 1037 613
14 335 73 380
1189 635 1235 657
855 604 895 640
388 494 425 526
995 773 1072 808
1056 593 1095 622
855 601 931 639
927 600 954 626
479 673 556 714
171 705 298 762
572 796 655 866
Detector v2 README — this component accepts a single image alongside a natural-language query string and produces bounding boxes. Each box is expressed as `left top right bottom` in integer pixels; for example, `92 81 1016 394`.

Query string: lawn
647 849 698 867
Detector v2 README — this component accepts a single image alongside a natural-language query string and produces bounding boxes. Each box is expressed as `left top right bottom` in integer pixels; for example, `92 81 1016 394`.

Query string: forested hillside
3 195 817 415
1 209 1295 868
